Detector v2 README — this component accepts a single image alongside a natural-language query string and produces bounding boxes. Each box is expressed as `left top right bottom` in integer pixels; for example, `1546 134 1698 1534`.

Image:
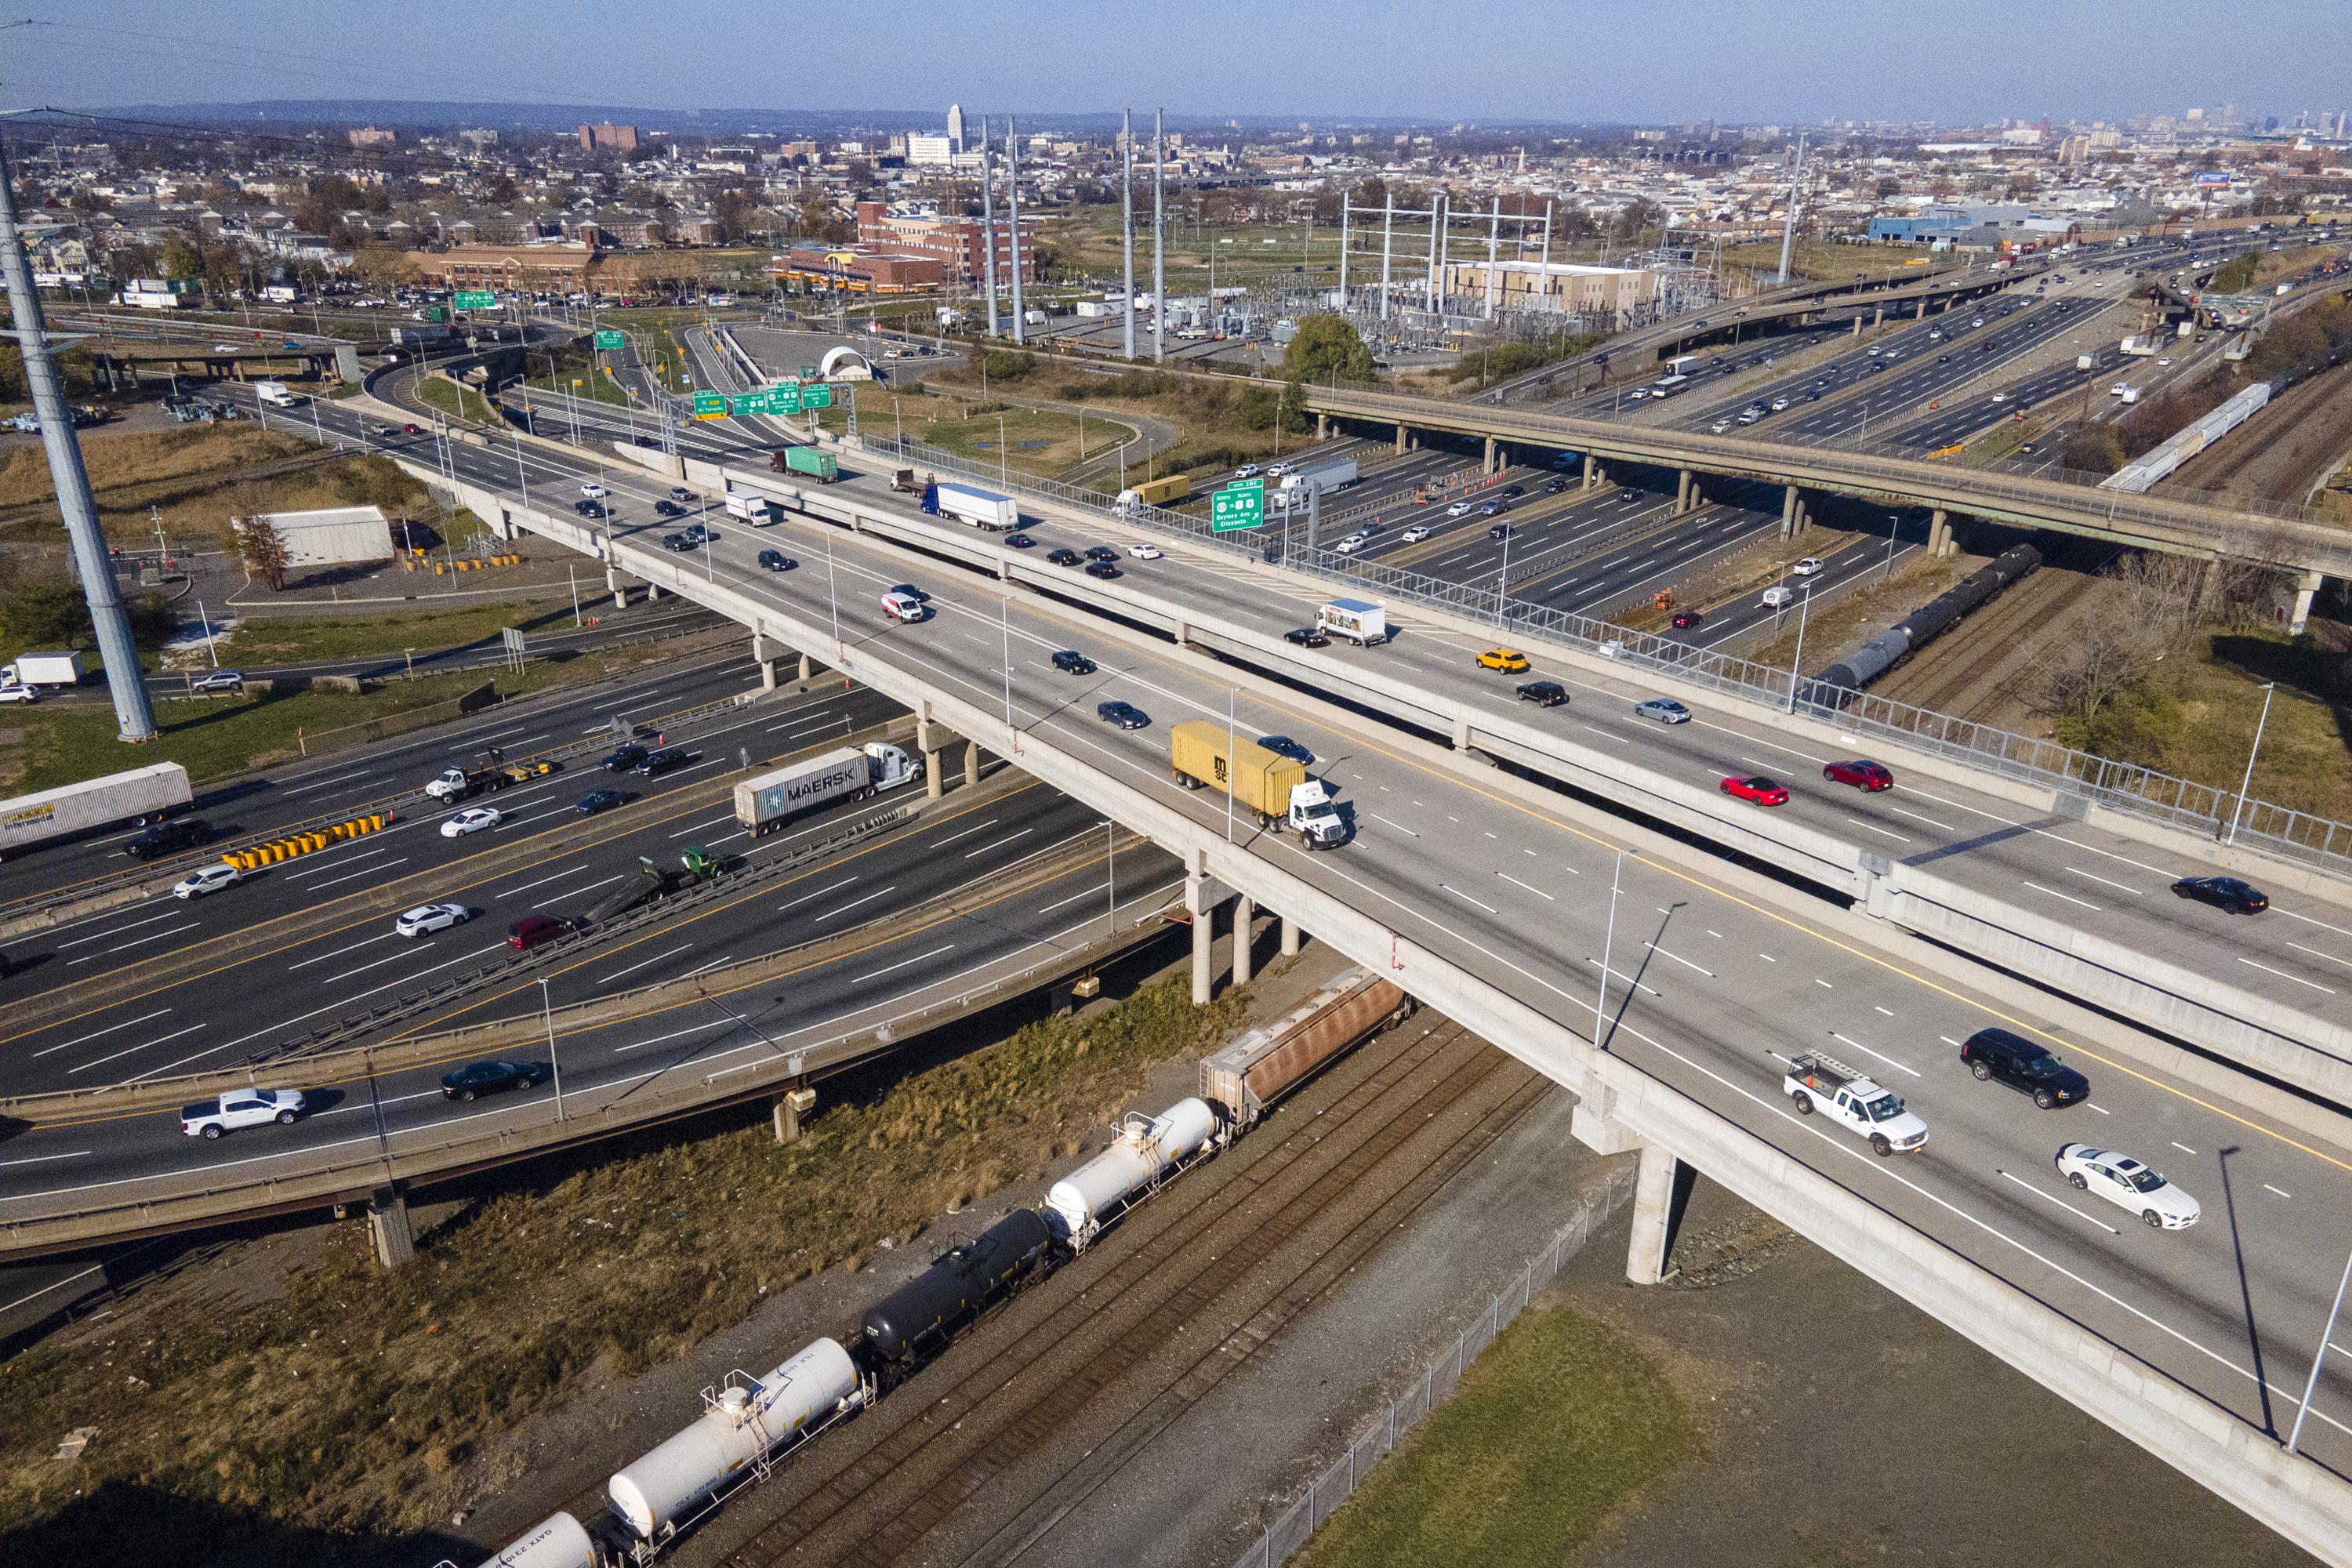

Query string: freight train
455 971 1412 1568
1802 544 2042 709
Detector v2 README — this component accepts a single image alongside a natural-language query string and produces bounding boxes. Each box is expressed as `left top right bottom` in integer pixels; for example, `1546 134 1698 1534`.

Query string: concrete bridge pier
1927 508 1951 557
1581 454 1600 492
1316 414 1330 441
1483 434 1498 474
1232 893 1256 985
2290 571 2325 635
964 741 983 789
1394 422 1409 455
1280 913 1302 957
1626 1139 1682 1286
1872 304 1884 329
366 1188 415 1269
1851 315 1863 337
917 714 956 799
753 633 779 691
1675 469 1693 514
772 1084 817 1143
1780 484 1799 539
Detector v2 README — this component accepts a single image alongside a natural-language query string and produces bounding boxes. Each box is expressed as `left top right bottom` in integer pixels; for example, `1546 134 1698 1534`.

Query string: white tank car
1046 1097 1221 1248
474 1512 597 1568
608 1338 861 1540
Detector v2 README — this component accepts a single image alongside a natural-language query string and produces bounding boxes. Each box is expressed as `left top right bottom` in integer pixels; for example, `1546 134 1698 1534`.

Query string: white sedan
580 482 608 499
1445 501 1474 518
1400 525 1431 543
2055 1143 2201 1229
1791 557 1824 576
395 902 473 938
1127 543 1163 560
441 806 503 839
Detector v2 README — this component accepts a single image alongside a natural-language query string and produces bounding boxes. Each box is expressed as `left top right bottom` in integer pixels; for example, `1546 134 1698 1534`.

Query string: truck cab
1287 779 1345 847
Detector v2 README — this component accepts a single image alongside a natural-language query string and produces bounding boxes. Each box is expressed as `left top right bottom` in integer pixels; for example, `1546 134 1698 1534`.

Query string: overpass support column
753 633 777 691
366 1189 415 1269
2290 572 2325 635
1675 469 1693 515
1482 435 1497 474
1279 913 1301 957
924 750 944 798
1232 894 1255 985
1779 484 1798 539
1626 1139 1681 1287
1851 315 1862 338
1188 875 1215 1004
647 583 662 601
606 562 626 609
964 742 983 789
772 1084 816 1143
1872 305 1884 329
1927 508 1950 557
1317 414 1330 441
1581 453 1598 492
1394 422 1408 455
797 652 814 684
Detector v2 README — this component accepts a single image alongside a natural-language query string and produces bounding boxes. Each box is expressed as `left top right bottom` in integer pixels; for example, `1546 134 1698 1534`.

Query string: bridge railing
866 430 2352 875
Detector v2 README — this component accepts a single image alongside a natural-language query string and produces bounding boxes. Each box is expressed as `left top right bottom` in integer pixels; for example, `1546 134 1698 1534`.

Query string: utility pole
0 131 155 741
1380 192 1395 321
1152 108 1166 364
1775 132 1807 285
1121 108 1137 361
1007 118 1026 345
981 114 1000 337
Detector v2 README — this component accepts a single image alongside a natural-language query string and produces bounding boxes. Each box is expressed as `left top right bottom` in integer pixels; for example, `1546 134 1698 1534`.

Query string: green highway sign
727 391 766 416
421 306 447 321
692 390 728 420
804 383 833 409
593 329 625 350
1210 478 1265 532
800 364 818 380
452 291 495 310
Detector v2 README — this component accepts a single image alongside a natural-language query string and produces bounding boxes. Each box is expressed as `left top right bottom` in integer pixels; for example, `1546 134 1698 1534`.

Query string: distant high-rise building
579 122 641 153
946 103 965 154
347 125 397 149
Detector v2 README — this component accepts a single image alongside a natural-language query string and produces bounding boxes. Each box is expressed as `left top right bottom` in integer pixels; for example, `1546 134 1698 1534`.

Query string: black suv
634 746 689 777
601 743 649 771
1047 547 1083 567
1958 1028 2089 1109
1051 650 1098 675
1515 681 1568 708
125 818 214 859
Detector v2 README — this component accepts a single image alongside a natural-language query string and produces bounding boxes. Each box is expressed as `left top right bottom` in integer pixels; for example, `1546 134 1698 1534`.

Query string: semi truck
0 761 194 859
1116 474 1192 514
1 652 82 688
732 742 921 835
1316 598 1388 646
724 488 779 525
770 446 840 483
1781 1051 1928 1157
2118 335 2158 357
923 480 1019 532
1270 458 1359 510
1168 721 1345 848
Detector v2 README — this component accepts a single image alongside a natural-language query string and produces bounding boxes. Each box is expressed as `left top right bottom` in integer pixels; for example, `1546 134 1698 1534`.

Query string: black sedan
1516 681 1568 707
1052 650 1098 675
1084 560 1121 580
2171 876 2269 914
1005 533 1036 549
601 743 649 771
633 746 689 777
1096 699 1149 729
440 1060 545 1102
1284 626 1330 648
1083 544 1120 562
654 499 684 517
1258 735 1313 763
660 532 697 553
575 787 626 815
1047 547 1083 568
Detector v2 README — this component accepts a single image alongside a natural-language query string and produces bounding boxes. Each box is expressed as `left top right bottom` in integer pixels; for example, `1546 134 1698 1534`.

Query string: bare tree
2034 550 2204 723
236 515 291 592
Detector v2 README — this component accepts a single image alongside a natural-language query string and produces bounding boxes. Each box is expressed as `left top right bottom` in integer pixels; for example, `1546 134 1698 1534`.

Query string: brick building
1439 260 1658 322
579 122 641 153
854 201 1035 284
771 245 943 294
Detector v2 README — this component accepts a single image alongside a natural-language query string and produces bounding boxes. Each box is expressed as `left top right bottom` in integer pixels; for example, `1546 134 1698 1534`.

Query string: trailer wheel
1791 1091 1813 1115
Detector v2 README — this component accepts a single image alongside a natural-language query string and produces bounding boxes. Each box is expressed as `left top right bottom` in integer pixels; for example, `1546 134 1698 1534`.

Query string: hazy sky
13 1 2349 127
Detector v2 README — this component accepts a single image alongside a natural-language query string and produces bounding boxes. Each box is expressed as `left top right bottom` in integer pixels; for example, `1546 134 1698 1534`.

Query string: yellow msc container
1170 720 1302 826
1134 474 1192 507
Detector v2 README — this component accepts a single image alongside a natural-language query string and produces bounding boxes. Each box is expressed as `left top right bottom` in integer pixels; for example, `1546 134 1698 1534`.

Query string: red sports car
1823 759 1894 792
1719 775 1790 807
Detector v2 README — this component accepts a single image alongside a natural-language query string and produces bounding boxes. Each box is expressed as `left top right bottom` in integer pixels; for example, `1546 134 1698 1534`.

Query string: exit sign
452 290 496 310
593 329 624 350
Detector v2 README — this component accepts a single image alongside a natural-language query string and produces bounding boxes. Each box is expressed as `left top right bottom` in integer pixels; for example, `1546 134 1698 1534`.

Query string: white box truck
732 742 921 835
1271 459 1359 510
0 761 194 859
2 651 82 688
724 488 779 526
924 480 1018 531
1317 598 1388 646
2118 335 2158 358
254 379 303 407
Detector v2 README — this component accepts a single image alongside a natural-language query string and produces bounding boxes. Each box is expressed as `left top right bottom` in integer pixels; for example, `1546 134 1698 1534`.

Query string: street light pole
539 977 565 1122
1882 513 1900 579
1225 688 1237 842
1594 847 1626 1047
2227 681 2277 845
1788 586 1814 713
2288 1244 2352 1455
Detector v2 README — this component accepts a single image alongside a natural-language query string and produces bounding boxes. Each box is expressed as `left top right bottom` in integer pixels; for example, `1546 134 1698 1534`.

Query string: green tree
157 230 203 283
1280 314 1374 386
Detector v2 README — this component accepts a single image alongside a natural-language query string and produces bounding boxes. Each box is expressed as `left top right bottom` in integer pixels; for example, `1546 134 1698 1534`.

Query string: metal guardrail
865 430 2352 875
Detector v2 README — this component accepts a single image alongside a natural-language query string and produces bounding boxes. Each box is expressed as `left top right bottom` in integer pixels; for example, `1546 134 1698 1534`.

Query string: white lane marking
1369 813 1420 837
814 885 896 923
2265 1184 2293 1200
967 829 1035 858
780 875 858 911
2288 942 2352 971
2172 1142 2198 1156
69 1022 206 1075
319 946 439 986
1497 872 1555 902
2274 905 2352 942
1643 942 1715 978
667 814 735 839
288 931 403 971
1039 880 1110 915
934 815 1000 847
1813 978 1834 989
679 955 734 979
0 1149 92 1168
2234 956 2336 995
1846 818 1912 844
1830 1030 1920 1078
854 942 956 984
2087 1102 2111 1114
596 943 695 985
53 910 189 949
539 874 622 909
1885 804 1956 831
1875 1005 1894 1017
33 1008 172 1058
2065 866 2142 895
497 864 590 898
66 922 200 964
611 1018 742 1056
303 857 412 892
286 844 398 879
1998 1169 2120 1234
1584 958 1661 996
2022 880 2100 912
1441 884 1500 915
1758 953 1777 963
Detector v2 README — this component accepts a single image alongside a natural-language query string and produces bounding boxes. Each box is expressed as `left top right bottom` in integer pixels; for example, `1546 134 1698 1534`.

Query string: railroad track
692 1015 1543 1568
1867 550 2115 720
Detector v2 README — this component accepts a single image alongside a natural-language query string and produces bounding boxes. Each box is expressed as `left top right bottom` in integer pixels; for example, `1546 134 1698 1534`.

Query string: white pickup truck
180 1088 307 1139
1781 1052 1928 1157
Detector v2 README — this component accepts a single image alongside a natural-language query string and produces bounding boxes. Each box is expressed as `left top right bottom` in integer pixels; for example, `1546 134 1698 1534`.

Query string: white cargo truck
724 488 779 526
2 651 82 688
1316 598 1388 647
1270 458 1359 510
1781 1051 1929 1156
2118 335 2158 358
924 480 1019 532
0 761 193 859
732 742 921 835
2074 352 2097 371
254 379 303 407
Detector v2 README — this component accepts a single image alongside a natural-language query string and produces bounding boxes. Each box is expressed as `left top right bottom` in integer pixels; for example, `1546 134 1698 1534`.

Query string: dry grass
0 424 431 550
0 973 1248 1550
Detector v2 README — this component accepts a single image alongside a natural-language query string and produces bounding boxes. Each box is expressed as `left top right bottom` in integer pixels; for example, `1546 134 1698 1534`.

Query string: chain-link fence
863 429 2352 874
1225 1162 1639 1568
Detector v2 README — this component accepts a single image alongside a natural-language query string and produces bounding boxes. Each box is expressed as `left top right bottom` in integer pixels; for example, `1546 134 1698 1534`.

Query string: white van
1761 586 1794 608
880 590 930 623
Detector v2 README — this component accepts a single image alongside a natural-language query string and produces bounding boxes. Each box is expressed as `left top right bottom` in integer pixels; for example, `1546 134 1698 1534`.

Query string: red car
1719 775 1790 807
1824 759 1894 792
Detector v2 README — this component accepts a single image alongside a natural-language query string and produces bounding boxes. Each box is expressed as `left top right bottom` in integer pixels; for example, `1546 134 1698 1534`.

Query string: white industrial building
235 505 393 569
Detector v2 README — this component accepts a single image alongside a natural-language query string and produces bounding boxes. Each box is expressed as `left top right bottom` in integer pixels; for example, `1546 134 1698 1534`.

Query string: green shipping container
781 446 839 483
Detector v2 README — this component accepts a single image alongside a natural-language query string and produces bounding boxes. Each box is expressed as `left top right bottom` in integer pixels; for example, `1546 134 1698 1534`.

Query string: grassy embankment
0 974 1250 1552
1298 1304 1699 1568
412 377 500 427
807 384 1127 481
